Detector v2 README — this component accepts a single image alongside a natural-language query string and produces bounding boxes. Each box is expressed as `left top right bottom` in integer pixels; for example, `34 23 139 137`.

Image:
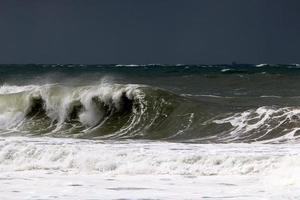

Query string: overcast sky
0 0 299 64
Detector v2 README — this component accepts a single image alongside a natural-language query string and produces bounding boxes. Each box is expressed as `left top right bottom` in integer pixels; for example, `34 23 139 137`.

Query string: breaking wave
1 83 300 143
0 83 195 140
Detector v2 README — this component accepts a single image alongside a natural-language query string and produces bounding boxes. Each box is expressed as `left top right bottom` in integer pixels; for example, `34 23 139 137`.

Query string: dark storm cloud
0 0 299 64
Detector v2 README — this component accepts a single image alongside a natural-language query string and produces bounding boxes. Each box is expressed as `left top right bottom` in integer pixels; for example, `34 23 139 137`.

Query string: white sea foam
1 136 300 199
221 68 231 72
0 136 297 175
115 64 141 67
214 106 300 142
256 63 268 67
0 84 40 94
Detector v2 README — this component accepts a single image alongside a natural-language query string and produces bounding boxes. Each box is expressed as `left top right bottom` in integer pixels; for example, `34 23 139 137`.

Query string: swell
1 83 300 143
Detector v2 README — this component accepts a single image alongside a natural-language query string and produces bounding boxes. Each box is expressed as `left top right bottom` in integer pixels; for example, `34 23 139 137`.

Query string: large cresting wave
0 83 196 140
1 82 300 143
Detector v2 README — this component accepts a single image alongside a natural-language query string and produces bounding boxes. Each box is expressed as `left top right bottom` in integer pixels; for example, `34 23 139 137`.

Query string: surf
0 82 299 143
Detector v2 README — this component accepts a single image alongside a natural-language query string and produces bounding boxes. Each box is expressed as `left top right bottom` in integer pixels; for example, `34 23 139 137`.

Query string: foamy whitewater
1 64 300 199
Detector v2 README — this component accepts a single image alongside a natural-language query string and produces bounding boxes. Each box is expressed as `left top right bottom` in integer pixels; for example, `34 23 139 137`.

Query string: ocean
1 64 300 199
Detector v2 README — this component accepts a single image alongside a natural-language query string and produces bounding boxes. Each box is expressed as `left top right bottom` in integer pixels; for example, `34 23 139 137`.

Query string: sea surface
1 64 300 199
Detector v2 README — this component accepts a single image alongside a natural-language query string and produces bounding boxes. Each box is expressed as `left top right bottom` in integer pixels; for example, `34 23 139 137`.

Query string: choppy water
1 64 300 199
